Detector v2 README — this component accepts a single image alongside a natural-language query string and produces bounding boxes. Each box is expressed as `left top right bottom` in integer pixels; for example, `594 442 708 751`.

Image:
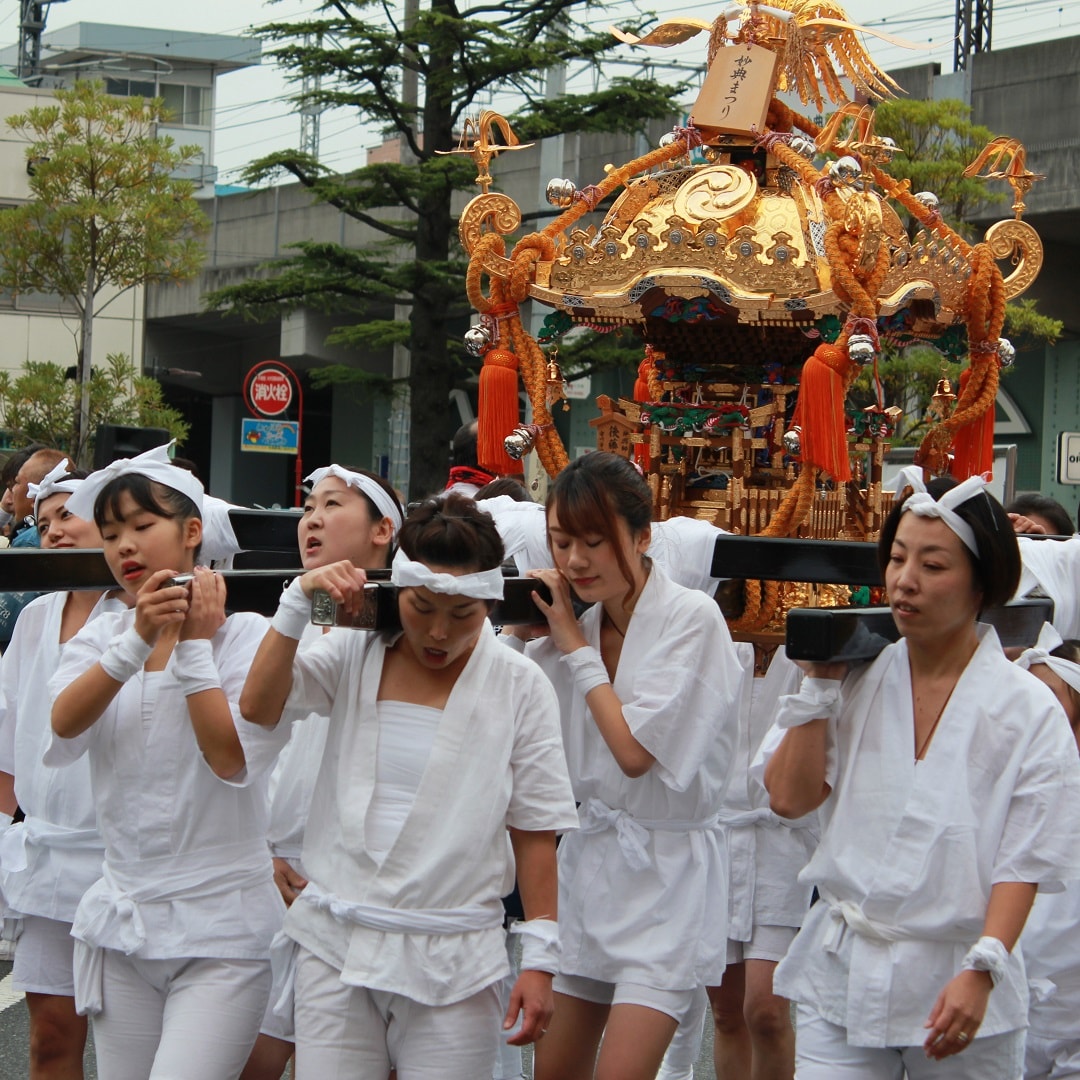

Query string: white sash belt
716 807 775 828
269 881 504 1022
578 797 720 871
0 816 102 874
72 840 272 1016
295 880 500 934
819 888 905 954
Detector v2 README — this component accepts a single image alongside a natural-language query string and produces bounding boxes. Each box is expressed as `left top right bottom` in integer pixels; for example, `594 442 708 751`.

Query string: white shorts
552 972 696 1023
11 914 77 997
294 948 500 1080
725 923 797 966
1025 1031 1080 1079
795 1004 1025 1080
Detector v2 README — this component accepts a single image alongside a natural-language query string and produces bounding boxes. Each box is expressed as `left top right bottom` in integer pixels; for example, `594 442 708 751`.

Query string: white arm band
172 639 222 697
961 935 1009 987
560 645 610 697
776 677 843 729
99 626 154 683
271 579 311 640
510 918 560 975
0 812 12 832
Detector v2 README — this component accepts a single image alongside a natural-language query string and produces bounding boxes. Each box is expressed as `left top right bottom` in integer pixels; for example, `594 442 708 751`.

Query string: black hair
475 477 531 503
2 442 50 488
94 474 201 528
397 493 504 574
1005 493 1074 536
450 420 479 468
337 464 404 532
546 452 652 606
878 476 1020 609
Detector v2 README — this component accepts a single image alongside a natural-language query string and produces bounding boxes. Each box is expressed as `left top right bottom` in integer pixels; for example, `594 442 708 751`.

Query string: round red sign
248 368 293 417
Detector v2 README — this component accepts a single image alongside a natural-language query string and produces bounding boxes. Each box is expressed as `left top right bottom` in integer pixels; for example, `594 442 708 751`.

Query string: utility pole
389 0 419 500
954 0 993 72
17 0 68 84
299 31 324 160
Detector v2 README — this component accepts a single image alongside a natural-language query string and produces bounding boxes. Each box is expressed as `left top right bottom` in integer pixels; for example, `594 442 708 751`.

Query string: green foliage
874 98 1003 237
205 0 687 495
0 354 189 454
0 80 209 463
1004 298 1063 344
0 80 209 308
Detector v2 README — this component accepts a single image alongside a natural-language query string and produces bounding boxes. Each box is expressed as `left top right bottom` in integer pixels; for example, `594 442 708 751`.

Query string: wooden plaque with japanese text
691 43 779 137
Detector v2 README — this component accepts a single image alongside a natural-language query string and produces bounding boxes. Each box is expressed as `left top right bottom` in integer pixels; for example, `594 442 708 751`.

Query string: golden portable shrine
452 0 1045 639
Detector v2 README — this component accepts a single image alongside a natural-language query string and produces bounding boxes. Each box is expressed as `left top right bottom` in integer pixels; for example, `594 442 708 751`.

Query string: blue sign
241 419 299 455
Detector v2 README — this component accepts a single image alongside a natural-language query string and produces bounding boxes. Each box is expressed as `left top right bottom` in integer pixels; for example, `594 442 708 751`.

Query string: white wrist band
776 678 843 729
510 918 560 974
962 936 1009 987
560 645 610 696
172 639 222 696
271 579 311 640
99 626 154 683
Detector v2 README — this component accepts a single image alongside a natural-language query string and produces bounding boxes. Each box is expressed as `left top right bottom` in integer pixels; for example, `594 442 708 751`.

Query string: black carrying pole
0 523 1055 654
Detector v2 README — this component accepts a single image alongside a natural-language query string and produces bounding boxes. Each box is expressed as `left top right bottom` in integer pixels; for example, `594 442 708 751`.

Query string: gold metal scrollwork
984 218 1043 300
458 193 522 279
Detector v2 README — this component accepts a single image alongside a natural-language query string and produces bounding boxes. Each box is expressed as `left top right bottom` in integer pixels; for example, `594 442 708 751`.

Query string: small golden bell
927 378 957 422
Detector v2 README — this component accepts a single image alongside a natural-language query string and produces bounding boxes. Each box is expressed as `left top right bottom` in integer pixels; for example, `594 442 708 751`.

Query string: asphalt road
0 960 716 1079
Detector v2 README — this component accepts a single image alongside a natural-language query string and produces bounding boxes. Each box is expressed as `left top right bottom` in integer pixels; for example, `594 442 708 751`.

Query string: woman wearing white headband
1014 628 1080 1080
240 494 577 1080
243 463 402 1080
0 461 124 1080
762 471 1080 1079
47 444 285 1080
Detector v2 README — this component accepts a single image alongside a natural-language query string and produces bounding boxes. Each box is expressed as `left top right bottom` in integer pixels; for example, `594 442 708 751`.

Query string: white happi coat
1022 880 1080 1039
0 592 122 922
45 609 285 966
280 623 578 1007
722 645 817 942
526 564 742 989
1015 535 1080 639
766 627 1080 1048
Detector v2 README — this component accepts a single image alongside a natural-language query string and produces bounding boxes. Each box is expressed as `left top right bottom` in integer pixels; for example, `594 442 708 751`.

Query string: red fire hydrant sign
246 366 293 417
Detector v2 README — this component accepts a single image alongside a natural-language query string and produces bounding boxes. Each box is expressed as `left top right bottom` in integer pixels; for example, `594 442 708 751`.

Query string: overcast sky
6 0 1075 184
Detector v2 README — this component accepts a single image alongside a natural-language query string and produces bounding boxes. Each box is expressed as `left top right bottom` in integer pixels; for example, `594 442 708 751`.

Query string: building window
104 77 158 99
160 84 211 128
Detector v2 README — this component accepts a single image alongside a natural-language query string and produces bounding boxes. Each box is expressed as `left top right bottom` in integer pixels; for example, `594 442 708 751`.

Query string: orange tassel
950 366 995 480
634 352 653 403
633 352 654 470
792 344 851 482
477 349 520 475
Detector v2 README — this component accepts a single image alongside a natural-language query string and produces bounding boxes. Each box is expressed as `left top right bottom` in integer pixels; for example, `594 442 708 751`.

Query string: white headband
391 549 504 600
305 465 403 538
894 465 984 556
29 458 83 519
1016 622 1080 696
65 440 205 522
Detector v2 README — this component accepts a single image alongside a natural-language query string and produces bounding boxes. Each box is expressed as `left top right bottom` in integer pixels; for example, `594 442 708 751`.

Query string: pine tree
204 0 689 497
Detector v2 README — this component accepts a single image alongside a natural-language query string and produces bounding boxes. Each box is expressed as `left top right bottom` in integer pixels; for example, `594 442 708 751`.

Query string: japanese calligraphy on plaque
692 43 779 136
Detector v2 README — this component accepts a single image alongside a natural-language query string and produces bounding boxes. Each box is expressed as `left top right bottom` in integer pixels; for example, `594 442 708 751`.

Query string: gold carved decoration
671 166 757 222
964 136 1045 220
983 218 1044 300
435 110 533 194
